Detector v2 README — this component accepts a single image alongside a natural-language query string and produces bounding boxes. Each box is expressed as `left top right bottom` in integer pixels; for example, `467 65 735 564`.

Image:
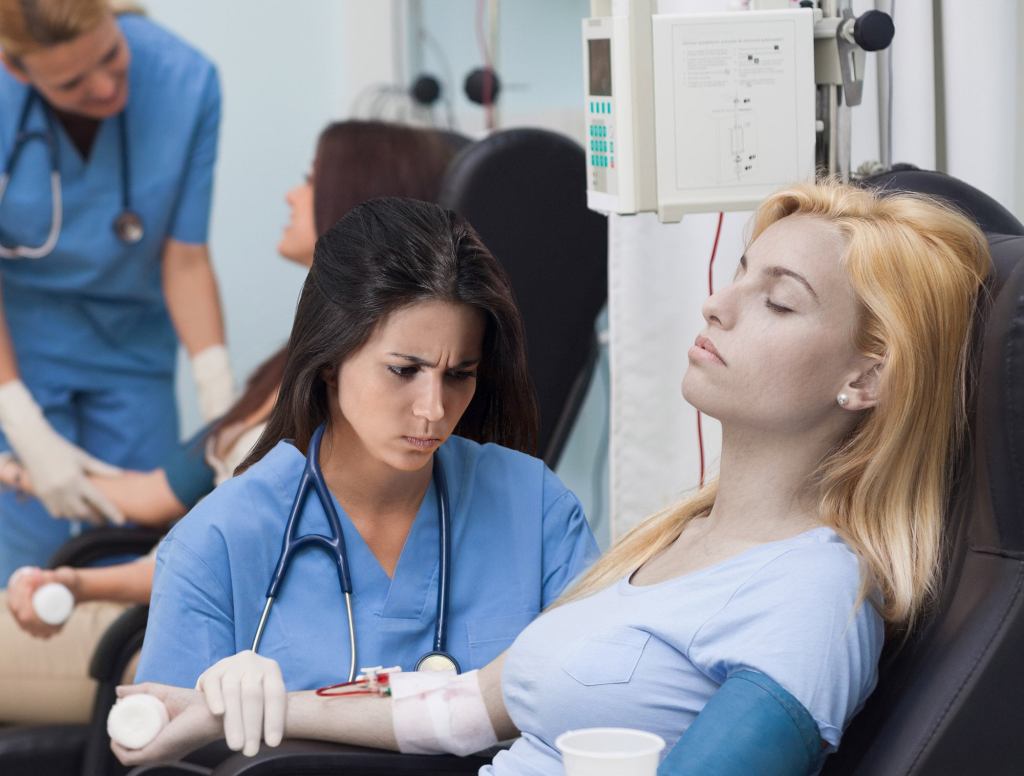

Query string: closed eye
100 42 121 65
765 299 792 313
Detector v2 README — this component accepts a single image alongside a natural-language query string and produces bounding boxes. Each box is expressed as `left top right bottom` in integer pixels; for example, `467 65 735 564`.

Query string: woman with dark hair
130 195 598 757
0 120 471 725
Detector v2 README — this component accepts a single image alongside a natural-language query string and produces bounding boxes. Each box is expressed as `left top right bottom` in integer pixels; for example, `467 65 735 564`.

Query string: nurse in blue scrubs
135 196 599 692
0 1 233 578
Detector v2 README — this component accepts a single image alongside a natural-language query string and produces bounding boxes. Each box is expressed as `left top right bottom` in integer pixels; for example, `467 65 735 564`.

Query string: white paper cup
556 727 666 776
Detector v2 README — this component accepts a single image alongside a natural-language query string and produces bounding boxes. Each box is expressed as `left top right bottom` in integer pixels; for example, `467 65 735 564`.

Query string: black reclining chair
439 127 608 465
819 168 1024 774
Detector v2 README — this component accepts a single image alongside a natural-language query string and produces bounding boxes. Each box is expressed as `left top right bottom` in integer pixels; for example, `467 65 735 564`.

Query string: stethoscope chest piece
415 651 461 673
254 423 458 683
113 210 144 244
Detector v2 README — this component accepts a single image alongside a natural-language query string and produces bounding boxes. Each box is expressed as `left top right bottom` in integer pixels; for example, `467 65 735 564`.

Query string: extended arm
161 239 234 422
0 294 18 386
113 652 517 767
161 239 224 357
0 463 185 527
283 652 517 749
7 555 155 638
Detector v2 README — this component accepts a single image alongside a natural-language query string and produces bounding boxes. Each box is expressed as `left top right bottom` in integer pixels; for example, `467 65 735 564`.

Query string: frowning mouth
403 436 441 452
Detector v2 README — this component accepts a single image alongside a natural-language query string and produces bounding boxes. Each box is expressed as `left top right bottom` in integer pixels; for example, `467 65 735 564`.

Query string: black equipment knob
411 75 442 106
853 10 895 52
464 67 501 106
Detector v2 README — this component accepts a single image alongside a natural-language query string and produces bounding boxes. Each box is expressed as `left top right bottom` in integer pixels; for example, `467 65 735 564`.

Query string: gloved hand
196 650 286 757
0 380 123 523
191 345 235 423
5 565 80 638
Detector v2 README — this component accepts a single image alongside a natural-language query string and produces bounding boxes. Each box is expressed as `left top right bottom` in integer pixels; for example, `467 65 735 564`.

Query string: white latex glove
0 380 123 523
196 650 286 757
191 345 235 423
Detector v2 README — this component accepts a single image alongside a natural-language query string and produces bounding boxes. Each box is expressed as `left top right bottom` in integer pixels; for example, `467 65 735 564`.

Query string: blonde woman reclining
113 180 990 774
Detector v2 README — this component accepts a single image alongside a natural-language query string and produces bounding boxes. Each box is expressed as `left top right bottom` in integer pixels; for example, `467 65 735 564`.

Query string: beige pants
0 593 138 724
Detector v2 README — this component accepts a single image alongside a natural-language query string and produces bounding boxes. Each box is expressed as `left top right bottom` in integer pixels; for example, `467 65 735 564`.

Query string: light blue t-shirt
488 526 884 776
136 435 600 690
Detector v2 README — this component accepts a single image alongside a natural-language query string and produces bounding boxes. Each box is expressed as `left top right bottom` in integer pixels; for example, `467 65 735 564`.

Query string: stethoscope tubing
253 423 453 682
0 89 139 259
0 92 62 259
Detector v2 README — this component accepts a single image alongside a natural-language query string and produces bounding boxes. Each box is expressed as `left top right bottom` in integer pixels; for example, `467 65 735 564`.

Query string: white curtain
608 0 1020 537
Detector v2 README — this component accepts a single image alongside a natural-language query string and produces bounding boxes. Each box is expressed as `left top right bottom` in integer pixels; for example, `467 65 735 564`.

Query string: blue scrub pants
0 363 178 581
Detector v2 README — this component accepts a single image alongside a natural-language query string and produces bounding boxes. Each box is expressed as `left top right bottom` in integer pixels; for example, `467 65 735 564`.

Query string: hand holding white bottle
108 693 170 750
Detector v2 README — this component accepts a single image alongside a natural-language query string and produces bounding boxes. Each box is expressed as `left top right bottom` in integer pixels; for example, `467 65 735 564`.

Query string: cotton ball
107 694 169 750
31 582 74 626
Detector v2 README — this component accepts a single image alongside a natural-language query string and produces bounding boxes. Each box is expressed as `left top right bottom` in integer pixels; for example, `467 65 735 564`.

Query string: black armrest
90 604 149 683
0 724 88 776
208 739 496 775
48 527 165 568
80 605 151 776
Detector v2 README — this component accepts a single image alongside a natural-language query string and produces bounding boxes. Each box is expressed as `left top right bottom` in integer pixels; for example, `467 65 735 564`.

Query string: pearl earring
836 393 850 407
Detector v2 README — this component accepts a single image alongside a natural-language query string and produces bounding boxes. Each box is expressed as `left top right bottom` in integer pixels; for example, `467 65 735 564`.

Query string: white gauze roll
107 694 169 750
31 582 74 625
389 669 498 757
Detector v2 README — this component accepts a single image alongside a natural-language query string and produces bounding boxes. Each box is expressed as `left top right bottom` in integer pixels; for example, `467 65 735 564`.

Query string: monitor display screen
589 38 612 96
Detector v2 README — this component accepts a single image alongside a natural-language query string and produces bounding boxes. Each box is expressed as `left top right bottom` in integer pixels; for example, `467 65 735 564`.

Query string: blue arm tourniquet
658 670 825 776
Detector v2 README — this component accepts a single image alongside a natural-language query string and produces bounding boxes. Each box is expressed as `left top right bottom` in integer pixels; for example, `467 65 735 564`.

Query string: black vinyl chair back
438 128 607 466
822 171 1024 774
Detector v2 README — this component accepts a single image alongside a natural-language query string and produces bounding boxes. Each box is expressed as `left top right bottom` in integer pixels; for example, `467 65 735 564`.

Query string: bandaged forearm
390 670 498 757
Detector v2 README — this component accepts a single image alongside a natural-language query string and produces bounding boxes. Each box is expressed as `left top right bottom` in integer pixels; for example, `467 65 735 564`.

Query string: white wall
409 0 591 140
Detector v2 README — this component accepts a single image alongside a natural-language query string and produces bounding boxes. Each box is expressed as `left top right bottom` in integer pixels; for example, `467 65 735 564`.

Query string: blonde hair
561 180 991 633
0 0 128 61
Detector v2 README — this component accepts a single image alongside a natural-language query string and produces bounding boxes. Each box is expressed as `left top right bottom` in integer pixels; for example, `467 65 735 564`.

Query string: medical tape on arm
389 670 497 757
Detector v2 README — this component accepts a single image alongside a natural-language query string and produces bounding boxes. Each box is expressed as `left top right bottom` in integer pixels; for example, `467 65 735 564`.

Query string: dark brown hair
215 122 458 433
312 121 456 235
239 197 539 471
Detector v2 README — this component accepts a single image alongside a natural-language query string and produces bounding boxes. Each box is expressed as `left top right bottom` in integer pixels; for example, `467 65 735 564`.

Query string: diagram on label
717 92 758 182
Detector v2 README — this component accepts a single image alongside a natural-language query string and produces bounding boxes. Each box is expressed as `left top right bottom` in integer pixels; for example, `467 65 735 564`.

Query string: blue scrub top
0 14 220 380
135 436 601 690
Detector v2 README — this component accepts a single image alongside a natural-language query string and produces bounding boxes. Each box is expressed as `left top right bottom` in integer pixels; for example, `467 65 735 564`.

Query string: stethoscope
0 89 144 260
251 423 460 682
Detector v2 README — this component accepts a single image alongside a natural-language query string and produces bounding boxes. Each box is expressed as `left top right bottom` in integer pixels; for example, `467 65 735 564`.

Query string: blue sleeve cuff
658 669 825 776
162 424 217 510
